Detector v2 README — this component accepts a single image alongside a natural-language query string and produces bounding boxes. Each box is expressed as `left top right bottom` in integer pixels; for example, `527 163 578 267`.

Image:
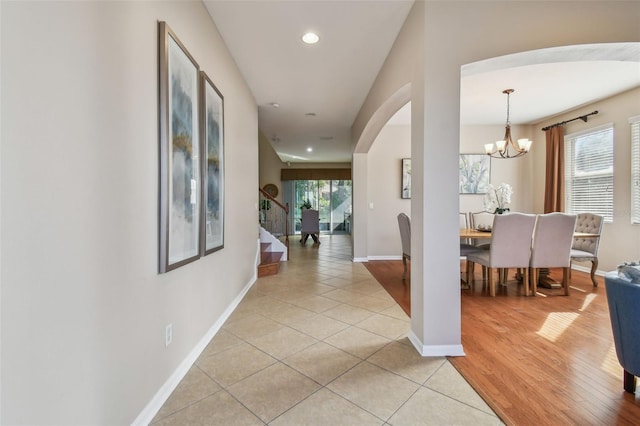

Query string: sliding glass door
289 180 352 235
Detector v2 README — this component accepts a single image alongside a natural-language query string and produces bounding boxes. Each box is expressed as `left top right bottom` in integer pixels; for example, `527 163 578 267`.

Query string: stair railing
258 188 289 260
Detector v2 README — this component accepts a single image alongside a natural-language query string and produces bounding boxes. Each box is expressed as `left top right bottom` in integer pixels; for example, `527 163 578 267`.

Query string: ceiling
204 1 640 163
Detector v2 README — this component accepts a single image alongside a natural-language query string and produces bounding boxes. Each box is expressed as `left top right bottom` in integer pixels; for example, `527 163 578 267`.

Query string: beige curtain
544 126 565 213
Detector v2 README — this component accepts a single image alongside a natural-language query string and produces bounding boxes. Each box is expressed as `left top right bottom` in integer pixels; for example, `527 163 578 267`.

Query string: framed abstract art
158 21 201 272
459 154 490 194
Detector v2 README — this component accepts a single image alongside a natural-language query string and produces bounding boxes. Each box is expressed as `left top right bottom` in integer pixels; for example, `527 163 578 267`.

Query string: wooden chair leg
563 267 570 296
531 268 538 296
522 268 530 296
569 261 572 279
402 255 407 281
488 267 495 297
624 370 637 393
590 259 599 287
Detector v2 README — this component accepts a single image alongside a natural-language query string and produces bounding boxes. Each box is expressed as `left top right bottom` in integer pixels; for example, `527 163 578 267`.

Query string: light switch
369 202 374 209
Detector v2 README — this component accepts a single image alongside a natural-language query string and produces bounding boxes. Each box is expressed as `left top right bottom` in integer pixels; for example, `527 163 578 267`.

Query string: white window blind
565 123 614 222
630 116 640 224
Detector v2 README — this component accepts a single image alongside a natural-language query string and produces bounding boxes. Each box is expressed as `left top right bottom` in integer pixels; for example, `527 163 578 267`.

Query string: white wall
1 2 258 424
367 124 411 258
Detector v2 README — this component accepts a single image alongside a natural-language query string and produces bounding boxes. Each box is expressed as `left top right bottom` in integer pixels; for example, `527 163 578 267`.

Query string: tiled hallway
151 235 502 425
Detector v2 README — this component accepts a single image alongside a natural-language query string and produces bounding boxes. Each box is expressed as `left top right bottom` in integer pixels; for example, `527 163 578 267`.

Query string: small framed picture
459 154 490 194
401 158 411 199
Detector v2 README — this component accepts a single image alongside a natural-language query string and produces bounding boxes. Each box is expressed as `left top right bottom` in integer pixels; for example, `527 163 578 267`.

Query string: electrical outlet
165 324 173 347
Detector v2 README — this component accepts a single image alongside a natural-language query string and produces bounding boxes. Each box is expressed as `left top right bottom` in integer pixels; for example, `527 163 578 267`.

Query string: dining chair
570 213 604 287
470 211 494 249
460 213 478 256
466 213 537 297
460 213 481 285
460 212 479 288
529 213 577 296
300 209 320 244
397 213 411 281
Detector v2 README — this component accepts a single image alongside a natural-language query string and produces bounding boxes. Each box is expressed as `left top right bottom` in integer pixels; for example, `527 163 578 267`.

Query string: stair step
260 242 272 251
258 262 279 277
261 251 283 264
258 250 283 277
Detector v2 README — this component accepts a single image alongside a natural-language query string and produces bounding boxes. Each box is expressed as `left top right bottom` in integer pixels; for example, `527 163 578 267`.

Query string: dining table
460 228 600 240
459 228 601 289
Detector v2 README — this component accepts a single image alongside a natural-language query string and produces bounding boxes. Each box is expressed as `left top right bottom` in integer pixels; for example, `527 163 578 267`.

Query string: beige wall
534 87 640 272
259 131 285 203
367 124 411 258
355 1 640 355
459 124 535 215
1 2 258 424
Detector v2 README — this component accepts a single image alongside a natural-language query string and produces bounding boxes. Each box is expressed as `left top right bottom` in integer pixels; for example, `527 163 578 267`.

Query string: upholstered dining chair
459 213 480 252
397 213 411 281
300 209 320 244
460 213 481 283
470 211 494 249
466 213 537 297
571 213 604 287
529 213 577 296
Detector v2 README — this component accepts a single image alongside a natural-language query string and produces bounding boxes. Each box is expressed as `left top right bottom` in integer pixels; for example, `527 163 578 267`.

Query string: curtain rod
541 110 599 131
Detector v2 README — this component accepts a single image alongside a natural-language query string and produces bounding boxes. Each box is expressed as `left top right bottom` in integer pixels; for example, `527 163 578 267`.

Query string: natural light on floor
601 343 623 378
536 312 580 342
579 293 597 311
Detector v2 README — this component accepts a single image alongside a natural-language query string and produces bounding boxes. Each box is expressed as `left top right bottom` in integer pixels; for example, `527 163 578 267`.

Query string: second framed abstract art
200 71 225 255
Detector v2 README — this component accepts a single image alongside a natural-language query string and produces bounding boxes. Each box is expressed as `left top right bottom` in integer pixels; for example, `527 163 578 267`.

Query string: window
630 116 640 224
565 124 614 222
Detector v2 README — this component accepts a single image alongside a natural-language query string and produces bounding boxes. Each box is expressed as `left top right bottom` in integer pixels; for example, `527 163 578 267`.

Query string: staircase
257 187 289 277
258 242 284 277
257 227 287 277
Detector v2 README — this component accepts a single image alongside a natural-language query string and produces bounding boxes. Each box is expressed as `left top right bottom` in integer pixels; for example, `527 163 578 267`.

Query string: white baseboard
352 257 368 263
407 330 465 357
132 270 257 425
571 263 604 277
367 255 402 261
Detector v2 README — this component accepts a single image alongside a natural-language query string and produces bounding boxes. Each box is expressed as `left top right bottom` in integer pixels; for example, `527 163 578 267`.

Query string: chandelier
484 89 532 159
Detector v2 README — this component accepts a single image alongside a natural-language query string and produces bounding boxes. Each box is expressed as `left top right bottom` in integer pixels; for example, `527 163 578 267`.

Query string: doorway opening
284 180 352 235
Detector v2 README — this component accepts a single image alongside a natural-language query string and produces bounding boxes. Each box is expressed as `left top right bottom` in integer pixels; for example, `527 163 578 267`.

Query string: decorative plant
300 199 312 210
484 183 512 214
260 199 271 211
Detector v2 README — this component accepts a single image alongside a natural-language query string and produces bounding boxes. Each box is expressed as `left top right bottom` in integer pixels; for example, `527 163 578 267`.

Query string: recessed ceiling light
302 32 319 44
269 102 280 108
307 147 313 152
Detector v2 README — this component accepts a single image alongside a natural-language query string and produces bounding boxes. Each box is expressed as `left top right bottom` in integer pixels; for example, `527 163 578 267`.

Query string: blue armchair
604 271 640 393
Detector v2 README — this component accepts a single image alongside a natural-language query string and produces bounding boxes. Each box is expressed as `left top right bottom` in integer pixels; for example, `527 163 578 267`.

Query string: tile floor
151 234 503 425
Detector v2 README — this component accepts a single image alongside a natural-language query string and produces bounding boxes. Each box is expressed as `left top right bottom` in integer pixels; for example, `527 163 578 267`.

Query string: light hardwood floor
365 260 640 425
